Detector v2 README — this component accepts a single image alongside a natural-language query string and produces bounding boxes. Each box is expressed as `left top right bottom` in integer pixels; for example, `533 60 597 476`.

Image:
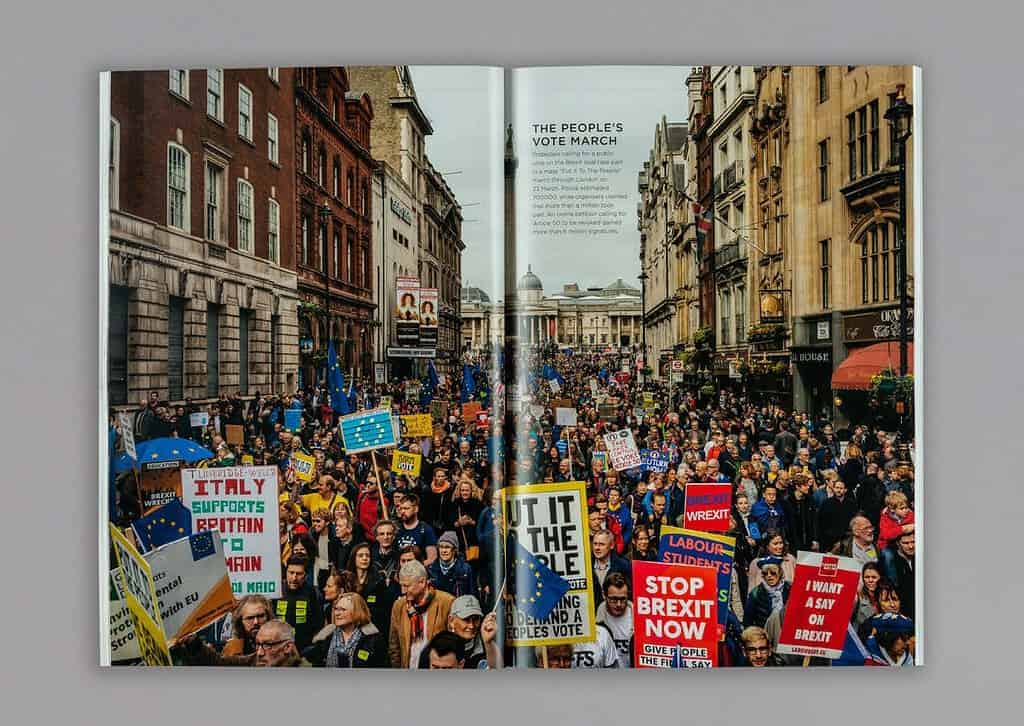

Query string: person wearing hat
864 613 915 666
743 556 792 629
427 531 477 599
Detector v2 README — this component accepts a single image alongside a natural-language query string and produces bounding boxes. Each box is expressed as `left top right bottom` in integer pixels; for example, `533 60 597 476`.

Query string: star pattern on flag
514 557 546 606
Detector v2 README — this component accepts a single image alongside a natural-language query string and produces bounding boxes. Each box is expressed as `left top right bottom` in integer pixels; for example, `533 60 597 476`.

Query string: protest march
105 342 916 669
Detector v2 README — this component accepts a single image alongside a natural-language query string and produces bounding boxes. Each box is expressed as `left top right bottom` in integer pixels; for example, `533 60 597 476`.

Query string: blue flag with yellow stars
328 339 350 415
130 498 192 552
508 536 570 621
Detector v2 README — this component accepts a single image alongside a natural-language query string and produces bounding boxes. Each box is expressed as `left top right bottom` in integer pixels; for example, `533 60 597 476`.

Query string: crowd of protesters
109 342 916 669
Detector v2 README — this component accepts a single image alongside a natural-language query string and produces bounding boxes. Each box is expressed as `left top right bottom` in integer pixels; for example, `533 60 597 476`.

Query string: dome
517 264 543 291
603 278 639 296
461 285 491 303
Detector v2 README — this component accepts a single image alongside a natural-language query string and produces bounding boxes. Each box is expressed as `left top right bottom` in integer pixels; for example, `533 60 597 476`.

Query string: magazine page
100 64 506 668
504 65 921 669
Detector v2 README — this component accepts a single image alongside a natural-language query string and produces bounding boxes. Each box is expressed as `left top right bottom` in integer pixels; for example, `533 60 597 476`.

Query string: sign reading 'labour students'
633 561 719 668
340 408 398 454
501 481 596 647
658 526 735 630
777 551 862 660
640 448 669 473
682 483 733 533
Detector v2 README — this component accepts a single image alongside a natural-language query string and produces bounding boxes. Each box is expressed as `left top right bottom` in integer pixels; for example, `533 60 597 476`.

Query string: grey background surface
1 0 1021 721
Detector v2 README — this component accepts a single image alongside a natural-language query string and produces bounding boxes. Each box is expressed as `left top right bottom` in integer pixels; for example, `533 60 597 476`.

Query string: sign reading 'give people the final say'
180 466 280 598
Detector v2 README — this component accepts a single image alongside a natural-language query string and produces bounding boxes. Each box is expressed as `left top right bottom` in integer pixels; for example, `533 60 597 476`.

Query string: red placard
777 551 862 660
461 401 482 421
633 560 719 668
682 483 733 532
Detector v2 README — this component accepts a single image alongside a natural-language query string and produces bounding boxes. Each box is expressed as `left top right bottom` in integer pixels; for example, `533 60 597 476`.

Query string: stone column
128 271 169 402
219 283 241 393
183 290 208 400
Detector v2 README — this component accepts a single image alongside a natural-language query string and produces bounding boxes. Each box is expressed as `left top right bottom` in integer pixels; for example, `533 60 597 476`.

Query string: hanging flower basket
747 323 786 343
870 370 913 397
699 384 716 396
693 326 714 349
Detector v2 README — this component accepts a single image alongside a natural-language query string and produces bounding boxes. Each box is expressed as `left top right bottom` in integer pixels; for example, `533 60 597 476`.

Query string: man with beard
223 595 274 656
254 620 311 667
274 557 323 653
394 493 438 566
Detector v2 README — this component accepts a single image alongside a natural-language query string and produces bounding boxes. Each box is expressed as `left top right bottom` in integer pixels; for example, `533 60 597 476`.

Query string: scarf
438 557 456 576
325 626 363 668
765 579 786 613
406 588 435 641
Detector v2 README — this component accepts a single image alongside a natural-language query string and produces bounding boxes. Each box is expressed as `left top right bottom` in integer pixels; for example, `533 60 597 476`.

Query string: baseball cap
450 595 483 620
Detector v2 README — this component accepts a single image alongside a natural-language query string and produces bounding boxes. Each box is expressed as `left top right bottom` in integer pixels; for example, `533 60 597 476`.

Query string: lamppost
884 84 913 379
638 271 648 389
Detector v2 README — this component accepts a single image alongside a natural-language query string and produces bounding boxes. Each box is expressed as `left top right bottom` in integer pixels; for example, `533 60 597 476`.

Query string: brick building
107 68 299 406
292 68 375 387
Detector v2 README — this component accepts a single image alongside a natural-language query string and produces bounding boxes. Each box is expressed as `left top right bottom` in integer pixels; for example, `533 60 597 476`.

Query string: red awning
831 341 914 391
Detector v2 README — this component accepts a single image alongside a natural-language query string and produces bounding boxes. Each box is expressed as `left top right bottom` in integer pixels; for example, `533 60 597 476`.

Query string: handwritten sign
555 407 578 427
603 429 642 471
400 414 433 438
291 452 316 483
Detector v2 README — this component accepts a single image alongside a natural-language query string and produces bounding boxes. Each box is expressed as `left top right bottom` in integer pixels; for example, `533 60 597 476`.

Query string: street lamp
884 84 913 380
638 272 648 387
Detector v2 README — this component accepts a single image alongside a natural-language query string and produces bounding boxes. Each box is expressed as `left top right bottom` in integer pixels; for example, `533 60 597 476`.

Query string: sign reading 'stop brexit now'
340 408 399 453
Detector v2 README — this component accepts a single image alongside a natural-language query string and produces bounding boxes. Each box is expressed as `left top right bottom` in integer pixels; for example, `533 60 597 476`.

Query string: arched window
857 220 896 305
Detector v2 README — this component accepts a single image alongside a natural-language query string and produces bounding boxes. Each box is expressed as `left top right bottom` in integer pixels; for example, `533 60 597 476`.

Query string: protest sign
548 378 561 394
658 526 735 629
340 408 399 453
189 412 209 429
284 408 302 433
633 561 719 668
380 395 393 410
682 483 733 533
138 467 182 513
374 362 385 384
589 378 599 396
475 410 489 429
291 451 316 483
501 480 596 647
391 450 423 478
430 400 448 421
241 454 254 466
109 524 172 665
225 424 244 446
555 407 578 427
591 451 609 472
777 551 862 659
462 401 482 421
642 392 656 412
144 530 235 644
640 448 669 473
400 413 433 438
598 403 618 422
181 466 280 598
109 569 140 662
118 412 136 460
603 429 642 471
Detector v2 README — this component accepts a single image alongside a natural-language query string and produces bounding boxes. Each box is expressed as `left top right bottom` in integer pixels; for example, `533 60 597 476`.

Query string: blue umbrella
113 437 214 474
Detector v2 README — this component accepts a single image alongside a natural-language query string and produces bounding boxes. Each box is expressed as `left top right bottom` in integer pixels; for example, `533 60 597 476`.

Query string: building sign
387 347 436 359
759 292 784 322
390 197 413 225
816 320 831 341
395 277 421 346
419 288 439 347
843 306 914 343
792 348 832 364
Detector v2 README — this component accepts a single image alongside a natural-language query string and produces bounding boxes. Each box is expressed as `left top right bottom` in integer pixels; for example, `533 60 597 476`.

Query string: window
719 289 731 346
819 239 831 309
333 230 340 278
361 180 369 216
207 303 220 397
772 134 781 167
859 221 896 304
818 139 830 202
168 297 185 400
167 143 190 231
238 84 252 141
847 113 857 180
301 214 310 266
858 107 868 177
169 69 189 99
108 286 130 405
734 66 742 94
206 68 223 120
774 201 783 253
347 227 356 283
268 199 280 264
735 286 746 343
333 159 340 197
301 130 311 174
869 100 880 172
109 118 120 210
362 245 369 289
848 100 882 180
817 66 828 103
204 161 226 241
267 113 279 163
318 147 326 188
236 179 253 252
268 67 279 84
760 141 768 178
719 84 727 110
346 169 354 207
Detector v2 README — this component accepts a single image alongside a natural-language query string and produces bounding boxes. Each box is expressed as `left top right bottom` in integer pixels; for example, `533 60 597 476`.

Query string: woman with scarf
305 592 386 667
743 556 792 628
746 529 797 595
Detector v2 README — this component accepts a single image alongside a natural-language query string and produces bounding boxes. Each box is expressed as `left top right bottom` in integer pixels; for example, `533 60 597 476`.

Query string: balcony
714 239 748 270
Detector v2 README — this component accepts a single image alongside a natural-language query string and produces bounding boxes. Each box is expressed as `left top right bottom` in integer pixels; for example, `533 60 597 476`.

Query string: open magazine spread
101 65 921 669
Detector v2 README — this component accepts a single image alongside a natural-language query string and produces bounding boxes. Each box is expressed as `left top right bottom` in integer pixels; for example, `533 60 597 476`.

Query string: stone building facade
422 159 464 375
460 286 503 353
108 68 299 406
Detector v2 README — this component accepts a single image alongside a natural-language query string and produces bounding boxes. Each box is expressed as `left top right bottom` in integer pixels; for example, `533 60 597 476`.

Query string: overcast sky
411 65 690 301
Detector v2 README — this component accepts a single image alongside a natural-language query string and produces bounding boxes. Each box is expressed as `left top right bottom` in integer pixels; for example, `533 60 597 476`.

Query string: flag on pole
328 340 350 415
461 363 476 403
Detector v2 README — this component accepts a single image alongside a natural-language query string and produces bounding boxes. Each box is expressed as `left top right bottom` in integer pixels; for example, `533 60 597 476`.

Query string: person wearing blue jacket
751 484 787 534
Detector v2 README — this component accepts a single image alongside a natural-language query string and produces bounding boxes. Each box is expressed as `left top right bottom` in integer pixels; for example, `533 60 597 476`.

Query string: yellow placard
400 413 433 438
291 452 316 483
241 454 254 465
108 524 172 665
380 395 393 410
390 450 423 478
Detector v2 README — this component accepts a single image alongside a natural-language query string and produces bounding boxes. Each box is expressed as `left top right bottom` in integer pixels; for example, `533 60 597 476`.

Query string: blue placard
340 408 398 454
659 528 735 628
284 408 303 433
640 448 669 473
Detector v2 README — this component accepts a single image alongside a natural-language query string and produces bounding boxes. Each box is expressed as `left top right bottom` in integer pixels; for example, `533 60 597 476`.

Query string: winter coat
388 589 455 668
877 507 914 551
816 494 859 552
427 557 477 599
303 623 386 668
743 581 792 628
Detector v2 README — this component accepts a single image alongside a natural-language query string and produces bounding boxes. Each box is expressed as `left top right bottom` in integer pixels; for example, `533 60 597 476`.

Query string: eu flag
130 499 192 552
542 363 566 388
424 360 439 403
328 340 350 415
508 536 570 621
461 363 476 403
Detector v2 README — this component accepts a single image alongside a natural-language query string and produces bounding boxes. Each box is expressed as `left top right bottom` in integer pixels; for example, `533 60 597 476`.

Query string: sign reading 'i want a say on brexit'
340 408 399 454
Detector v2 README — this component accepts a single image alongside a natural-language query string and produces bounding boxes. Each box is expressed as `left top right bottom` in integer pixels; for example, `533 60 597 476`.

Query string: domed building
516 265 544 304
460 285 503 353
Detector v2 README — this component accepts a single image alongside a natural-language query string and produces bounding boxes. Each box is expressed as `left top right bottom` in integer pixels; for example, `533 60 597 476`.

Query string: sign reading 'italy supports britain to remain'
340 408 399 454
180 466 281 598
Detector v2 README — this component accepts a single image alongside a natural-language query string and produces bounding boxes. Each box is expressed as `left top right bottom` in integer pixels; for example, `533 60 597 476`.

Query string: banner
400 414 433 438
189 412 209 429
391 450 423 478
603 429 642 471
419 288 439 347
118 412 136 460
395 276 421 346
555 407 578 427
658 526 735 629
682 483 733 533
777 551 862 659
109 524 172 665
144 530 236 644
501 481 596 646
633 561 719 668
109 569 140 662
180 466 281 598
225 424 244 446
640 448 669 473
339 408 399 453
291 452 316 483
